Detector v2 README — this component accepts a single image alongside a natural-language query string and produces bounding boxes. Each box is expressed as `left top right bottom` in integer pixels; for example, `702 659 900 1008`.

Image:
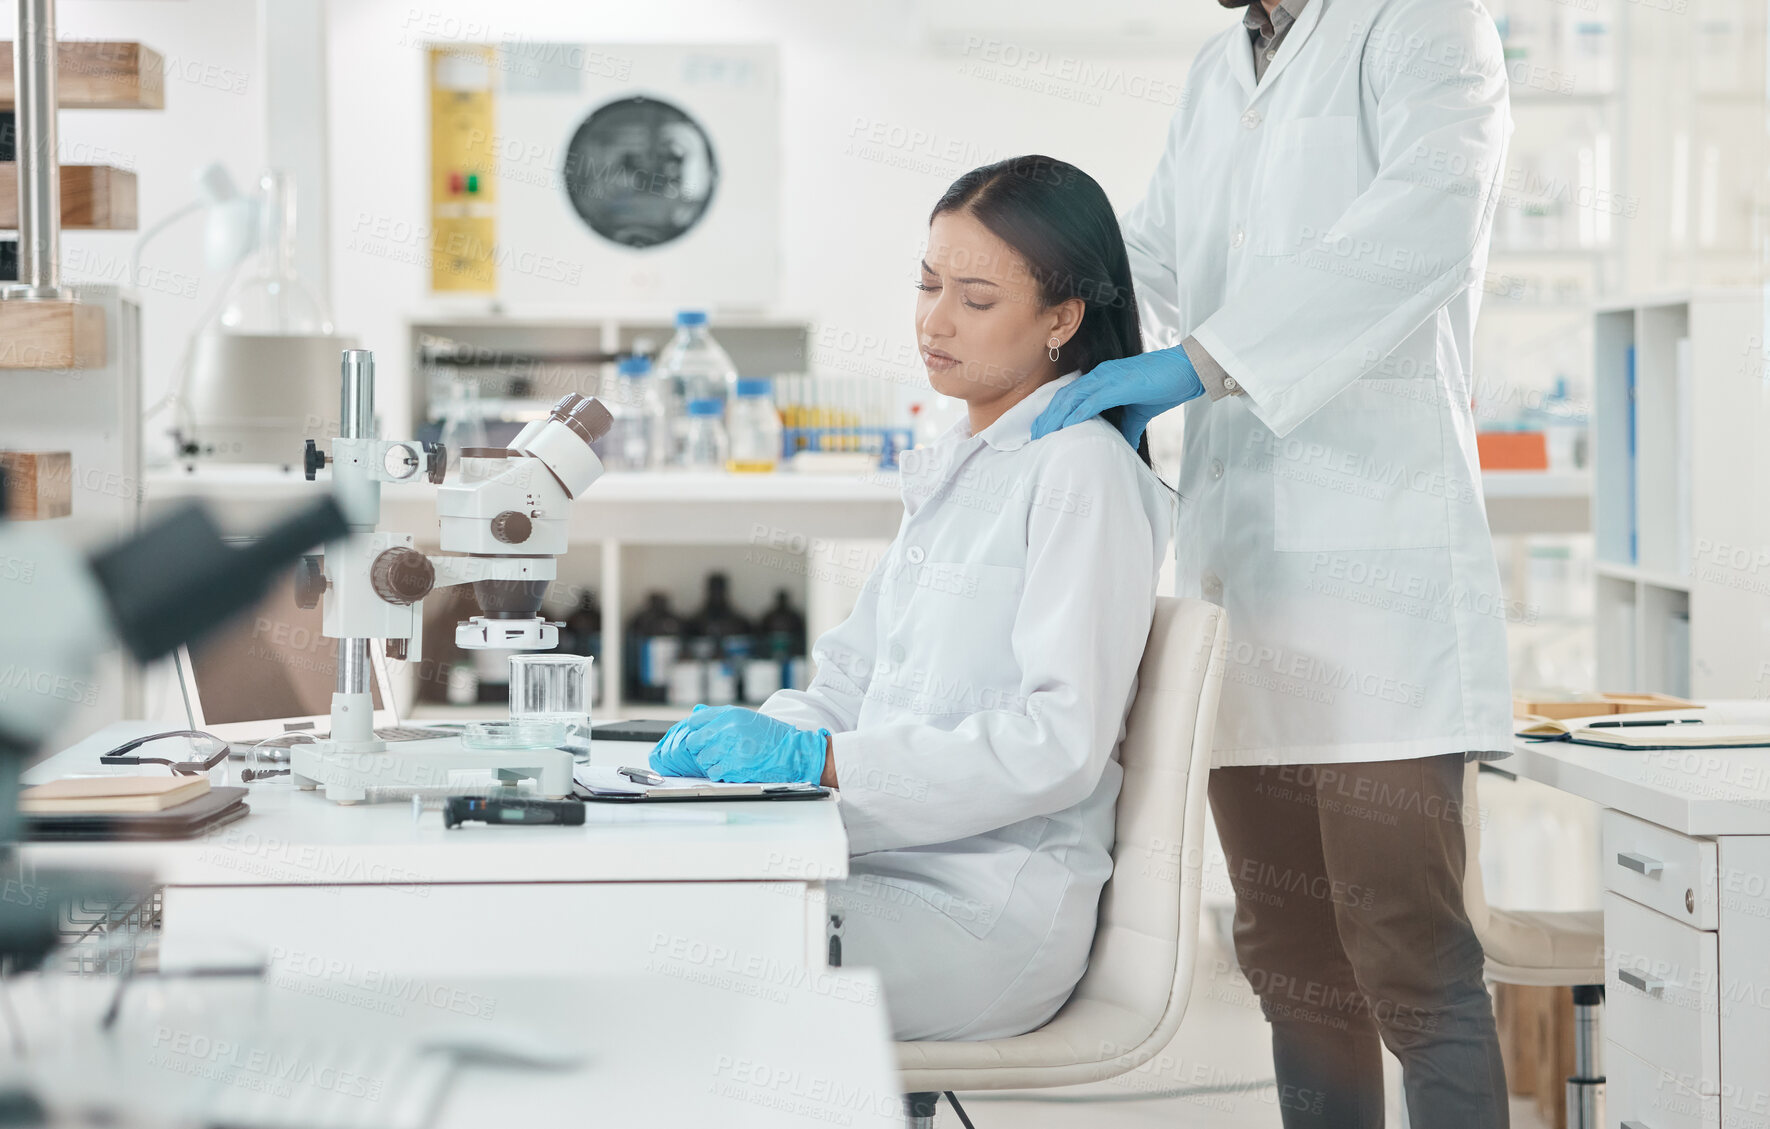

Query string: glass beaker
508 654 593 761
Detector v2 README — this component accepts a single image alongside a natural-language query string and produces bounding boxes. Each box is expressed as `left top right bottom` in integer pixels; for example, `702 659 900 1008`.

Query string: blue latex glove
648 704 828 784
1031 345 1205 447
649 705 708 778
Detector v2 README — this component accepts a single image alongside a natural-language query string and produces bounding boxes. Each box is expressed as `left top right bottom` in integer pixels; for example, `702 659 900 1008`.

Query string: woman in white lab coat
652 156 1174 1041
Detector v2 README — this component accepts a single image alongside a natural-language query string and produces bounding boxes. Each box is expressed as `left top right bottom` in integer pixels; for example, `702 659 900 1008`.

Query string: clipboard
572 764 830 803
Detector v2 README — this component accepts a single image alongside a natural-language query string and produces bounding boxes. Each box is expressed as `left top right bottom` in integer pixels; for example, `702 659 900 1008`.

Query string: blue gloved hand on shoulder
1031 344 1205 447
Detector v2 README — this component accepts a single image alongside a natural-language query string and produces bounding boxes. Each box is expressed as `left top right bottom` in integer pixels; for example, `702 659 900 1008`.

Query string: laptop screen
187 572 385 725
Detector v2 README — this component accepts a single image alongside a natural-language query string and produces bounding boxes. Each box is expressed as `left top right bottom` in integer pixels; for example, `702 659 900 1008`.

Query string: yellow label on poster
428 44 496 292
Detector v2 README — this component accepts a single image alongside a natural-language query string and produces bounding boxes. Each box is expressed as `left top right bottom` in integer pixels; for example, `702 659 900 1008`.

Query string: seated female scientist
651 155 1174 1042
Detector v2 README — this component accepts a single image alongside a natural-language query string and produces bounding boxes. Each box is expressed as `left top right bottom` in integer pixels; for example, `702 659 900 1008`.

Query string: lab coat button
906 545 926 565
1202 573 1223 599
890 643 907 663
1211 458 1224 480
1241 109 1261 129
1230 228 1245 250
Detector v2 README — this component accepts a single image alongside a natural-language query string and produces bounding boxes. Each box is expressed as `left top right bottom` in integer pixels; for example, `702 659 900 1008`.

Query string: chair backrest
896 596 1229 1091
1068 596 1227 1031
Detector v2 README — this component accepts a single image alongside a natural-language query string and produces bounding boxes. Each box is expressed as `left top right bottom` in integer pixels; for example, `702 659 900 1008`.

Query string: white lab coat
760 373 1174 1040
1122 0 1516 766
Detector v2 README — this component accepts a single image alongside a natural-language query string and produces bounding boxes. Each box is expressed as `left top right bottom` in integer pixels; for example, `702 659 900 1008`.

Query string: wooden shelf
0 298 105 369
0 42 164 110
0 164 137 230
0 450 70 518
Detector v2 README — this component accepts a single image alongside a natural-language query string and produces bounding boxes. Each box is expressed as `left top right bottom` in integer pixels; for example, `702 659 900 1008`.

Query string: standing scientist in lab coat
1034 0 1516 1123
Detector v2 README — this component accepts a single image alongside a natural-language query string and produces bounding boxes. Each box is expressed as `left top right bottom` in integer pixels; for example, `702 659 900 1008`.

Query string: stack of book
19 776 248 839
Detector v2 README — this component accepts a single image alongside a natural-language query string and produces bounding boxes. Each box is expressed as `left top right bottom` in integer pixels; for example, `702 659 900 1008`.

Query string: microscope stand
289 737 575 805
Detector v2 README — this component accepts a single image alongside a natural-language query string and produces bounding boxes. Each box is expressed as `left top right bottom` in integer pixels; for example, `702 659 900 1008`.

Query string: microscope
288 349 611 803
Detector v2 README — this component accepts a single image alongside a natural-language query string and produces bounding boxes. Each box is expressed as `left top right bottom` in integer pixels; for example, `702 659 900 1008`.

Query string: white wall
52 1 1225 455
56 0 264 463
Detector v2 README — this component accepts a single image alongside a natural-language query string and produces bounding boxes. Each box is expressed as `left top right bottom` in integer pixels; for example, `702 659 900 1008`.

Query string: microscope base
289 738 575 804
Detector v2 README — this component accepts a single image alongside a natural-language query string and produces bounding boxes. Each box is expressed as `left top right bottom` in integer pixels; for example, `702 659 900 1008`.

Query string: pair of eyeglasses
99 730 230 776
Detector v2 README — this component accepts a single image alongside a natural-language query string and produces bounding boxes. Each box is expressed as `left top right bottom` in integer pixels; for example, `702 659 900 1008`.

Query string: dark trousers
1207 754 1509 1128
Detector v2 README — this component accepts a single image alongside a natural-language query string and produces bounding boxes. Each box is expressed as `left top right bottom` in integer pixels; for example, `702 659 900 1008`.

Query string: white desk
25 722 849 982
15 969 902 1128
1505 726 1770 1129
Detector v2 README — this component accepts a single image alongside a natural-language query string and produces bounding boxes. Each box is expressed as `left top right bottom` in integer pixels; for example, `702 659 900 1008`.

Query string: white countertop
143 465 907 543
151 463 1583 501
1506 702 1770 836
146 464 903 503
23 721 850 887
1478 470 1591 499
18 969 902 1129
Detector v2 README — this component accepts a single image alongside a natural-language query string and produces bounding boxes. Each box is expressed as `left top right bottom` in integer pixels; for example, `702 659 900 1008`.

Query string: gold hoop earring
1048 339 1061 363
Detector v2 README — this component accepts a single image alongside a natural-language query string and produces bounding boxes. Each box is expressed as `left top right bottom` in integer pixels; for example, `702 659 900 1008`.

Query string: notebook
24 786 249 841
1548 723 1770 751
1518 711 1770 750
20 775 211 814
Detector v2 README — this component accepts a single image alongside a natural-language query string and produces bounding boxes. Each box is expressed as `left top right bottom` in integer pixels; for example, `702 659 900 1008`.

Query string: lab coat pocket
1250 115 1359 255
892 561 1026 716
1269 380 1452 552
856 836 1038 940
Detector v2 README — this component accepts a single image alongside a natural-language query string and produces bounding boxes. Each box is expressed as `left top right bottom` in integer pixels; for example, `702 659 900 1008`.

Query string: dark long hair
931 155 1150 465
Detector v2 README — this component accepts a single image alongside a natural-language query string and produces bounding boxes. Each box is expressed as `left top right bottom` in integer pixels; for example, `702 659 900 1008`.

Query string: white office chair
895 596 1229 1128
1464 760 1607 1129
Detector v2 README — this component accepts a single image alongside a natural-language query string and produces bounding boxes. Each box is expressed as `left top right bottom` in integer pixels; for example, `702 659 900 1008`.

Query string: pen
1588 717 1704 729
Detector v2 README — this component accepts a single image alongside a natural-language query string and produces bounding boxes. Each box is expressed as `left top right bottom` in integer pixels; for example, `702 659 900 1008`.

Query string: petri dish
462 719 571 750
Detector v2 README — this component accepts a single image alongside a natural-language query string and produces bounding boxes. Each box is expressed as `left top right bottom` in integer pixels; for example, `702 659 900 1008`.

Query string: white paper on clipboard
571 764 825 800
573 765 714 794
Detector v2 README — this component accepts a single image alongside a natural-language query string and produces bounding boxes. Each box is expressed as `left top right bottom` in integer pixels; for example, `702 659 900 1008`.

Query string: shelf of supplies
1594 561 1691 592
408 701 708 724
150 466 900 504
1480 471 1591 536
1487 246 1612 259
148 465 906 547
1483 299 1596 313
1588 290 1765 698
405 702 507 721
1481 471 1591 499
1506 90 1618 106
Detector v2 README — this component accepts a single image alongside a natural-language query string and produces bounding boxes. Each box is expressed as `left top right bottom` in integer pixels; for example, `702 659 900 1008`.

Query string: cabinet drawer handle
1618 968 1666 996
1617 852 1664 878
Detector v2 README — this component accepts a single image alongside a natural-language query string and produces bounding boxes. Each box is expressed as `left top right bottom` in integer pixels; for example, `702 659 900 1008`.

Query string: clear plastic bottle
600 355 666 470
726 378 783 473
658 311 738 463
679 398 729 470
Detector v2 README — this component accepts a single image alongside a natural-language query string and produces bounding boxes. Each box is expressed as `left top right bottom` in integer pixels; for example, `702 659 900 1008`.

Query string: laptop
174 572 457 756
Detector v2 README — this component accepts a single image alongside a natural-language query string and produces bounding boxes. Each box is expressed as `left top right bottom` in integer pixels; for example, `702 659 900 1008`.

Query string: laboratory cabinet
1511 740 1770 1129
